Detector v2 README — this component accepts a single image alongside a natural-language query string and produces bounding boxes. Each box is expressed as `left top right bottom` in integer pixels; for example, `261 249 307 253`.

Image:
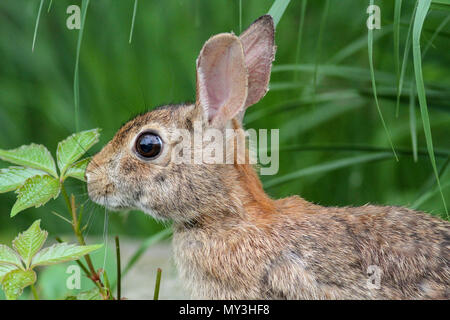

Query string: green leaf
412 0 448 216
0 144 57 178
0 245 22 268
31 243 103 267
12 220 48 268
63 158 90 182
1 269 36 300
11 175 60 217
0 167 47 193
0 264 19 283
56 129 100 176
76 287 102 300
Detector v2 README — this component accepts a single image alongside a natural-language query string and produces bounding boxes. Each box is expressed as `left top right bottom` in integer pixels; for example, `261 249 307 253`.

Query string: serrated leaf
0 167 47 193
1 269 36 300
0 264 19 283
11 175 60 217
76 287 102 300
0 144 57 178
57 129 100 176
12 220 48 268
0 245 22 268
63 158 90 182
31 243 103 267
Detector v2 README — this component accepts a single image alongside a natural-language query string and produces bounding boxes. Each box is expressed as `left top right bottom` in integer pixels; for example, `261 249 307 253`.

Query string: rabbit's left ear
195 33 248 127
239 15 276 108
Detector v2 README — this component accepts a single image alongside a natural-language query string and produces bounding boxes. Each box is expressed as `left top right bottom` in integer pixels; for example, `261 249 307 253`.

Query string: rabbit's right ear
195 33 248 127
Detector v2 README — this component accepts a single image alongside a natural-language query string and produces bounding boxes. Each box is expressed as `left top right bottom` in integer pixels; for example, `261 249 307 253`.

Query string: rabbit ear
195 33 248 127
239 15 276 108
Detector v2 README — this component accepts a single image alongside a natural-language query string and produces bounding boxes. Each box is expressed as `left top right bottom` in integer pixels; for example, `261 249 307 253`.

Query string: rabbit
86 15 450 299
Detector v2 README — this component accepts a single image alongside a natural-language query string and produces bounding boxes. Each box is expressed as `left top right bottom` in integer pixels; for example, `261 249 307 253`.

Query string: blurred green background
0 0 449 267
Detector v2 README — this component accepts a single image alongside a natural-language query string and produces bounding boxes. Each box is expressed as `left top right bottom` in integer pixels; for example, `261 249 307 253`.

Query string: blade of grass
329 27 391 64
264 152 392 189
239 0 242 33
368 0 398 161
32 0 45 52
74 0 90 132
396 2 417 117
246 89 359 123
294 0 307 81
412 0 448 216
281 99 364 141
268 0 292 27
408 80 418 162
393 0 402 114
153 268 162 300
422 14 450 57
129 0 138 44
312 0 329 108
115 236 121 300
431 0 450 11
412 182 450 211
407 14 450 163
47 0 53 13
264 144 450 158
273 64 396 84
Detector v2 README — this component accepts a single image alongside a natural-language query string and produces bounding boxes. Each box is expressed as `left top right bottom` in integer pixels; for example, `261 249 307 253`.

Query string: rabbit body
86 16 449 299
173 186 450 299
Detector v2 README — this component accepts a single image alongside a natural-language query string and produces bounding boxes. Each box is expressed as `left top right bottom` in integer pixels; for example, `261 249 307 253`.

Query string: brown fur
86 15 450 300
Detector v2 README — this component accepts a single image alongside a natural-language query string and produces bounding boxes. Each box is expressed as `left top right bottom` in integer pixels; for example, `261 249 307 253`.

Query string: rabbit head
86 15 276 224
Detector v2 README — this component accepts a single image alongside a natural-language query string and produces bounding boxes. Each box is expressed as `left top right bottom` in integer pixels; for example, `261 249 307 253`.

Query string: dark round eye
135 132 163 159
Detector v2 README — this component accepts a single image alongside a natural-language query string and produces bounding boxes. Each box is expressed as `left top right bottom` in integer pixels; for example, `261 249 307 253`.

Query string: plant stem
102 270 114 300
31 284 39 300
153 268 162 300
61 183 101 284
115 236 122 300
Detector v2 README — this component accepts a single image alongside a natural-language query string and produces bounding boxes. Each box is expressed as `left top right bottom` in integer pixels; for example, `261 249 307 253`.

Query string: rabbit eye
135 132 163 159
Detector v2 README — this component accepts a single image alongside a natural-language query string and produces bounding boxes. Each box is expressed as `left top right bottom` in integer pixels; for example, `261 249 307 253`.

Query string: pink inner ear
205 47 232 120
196 34 248 125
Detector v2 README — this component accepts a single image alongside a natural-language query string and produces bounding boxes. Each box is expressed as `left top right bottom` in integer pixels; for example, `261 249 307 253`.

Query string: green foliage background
0 0 449 245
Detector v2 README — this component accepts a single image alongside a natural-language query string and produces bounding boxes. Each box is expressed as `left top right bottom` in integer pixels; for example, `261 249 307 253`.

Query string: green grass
32 0 45 52
268 0 291 26
393 0 402 115
129 0 139 44
412 0 448 215
368 0 398 161
74 0 90 132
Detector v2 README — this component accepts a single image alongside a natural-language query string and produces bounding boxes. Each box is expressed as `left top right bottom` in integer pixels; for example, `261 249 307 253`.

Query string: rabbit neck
173 162 277 231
